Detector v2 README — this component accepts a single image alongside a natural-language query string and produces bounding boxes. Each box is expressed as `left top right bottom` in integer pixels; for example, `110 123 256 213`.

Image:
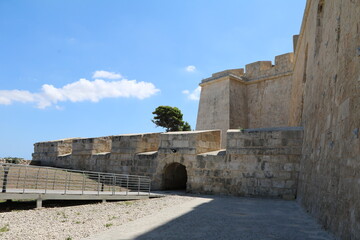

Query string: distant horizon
0 1 306 159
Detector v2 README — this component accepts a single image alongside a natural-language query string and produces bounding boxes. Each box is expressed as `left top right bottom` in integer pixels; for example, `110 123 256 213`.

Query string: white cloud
182 86 201 101
55 105 64 111
0 74 160 109
185 65 196 72
92 70 122 79
0 90 36 105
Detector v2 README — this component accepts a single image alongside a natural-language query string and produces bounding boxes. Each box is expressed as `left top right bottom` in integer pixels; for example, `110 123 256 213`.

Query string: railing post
64 170 68 194
82 172 85 195
112 174 115 195
138 178 141 196
68 171 72 192
16 166 21 189
97 173 100 195
22 165 27 193
35 168 40 189
52 170 57 190
126 176 129 196
119 177 122 193
44 168 49 194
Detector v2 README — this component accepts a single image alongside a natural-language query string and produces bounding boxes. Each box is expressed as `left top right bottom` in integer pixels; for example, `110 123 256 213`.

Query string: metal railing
0 163 151 196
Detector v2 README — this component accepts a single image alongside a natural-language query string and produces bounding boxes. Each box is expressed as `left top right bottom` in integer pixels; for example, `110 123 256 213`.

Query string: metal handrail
0 163 151 196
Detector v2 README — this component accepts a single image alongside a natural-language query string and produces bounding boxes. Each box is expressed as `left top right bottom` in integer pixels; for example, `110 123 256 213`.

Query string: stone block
245 61 272 77
277 171 292 179
283 163 295 171
272 180 286 188
259 179 272 187
285 180 296 188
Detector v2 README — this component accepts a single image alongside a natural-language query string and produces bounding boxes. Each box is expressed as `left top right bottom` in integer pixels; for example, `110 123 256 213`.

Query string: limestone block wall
32 138 77 166
76 133 161 174
196 52 294 145
32 133 161 172
99 133 161 177
32 128 301 198
245 53 293 80
109 133 161 172
152 130 222 189
246 76 293 129
190 127 303 197
111 133 160 154
289 0 360 239
229 79 248 132
72 137 112 156
196 77 234 147
70 137 112 170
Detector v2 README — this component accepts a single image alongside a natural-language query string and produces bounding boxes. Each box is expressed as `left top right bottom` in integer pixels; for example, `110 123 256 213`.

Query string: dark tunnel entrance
163 163 187 190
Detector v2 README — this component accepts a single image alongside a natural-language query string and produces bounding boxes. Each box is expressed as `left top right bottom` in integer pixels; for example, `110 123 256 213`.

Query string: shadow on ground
0 199 104 212
134 195 335 240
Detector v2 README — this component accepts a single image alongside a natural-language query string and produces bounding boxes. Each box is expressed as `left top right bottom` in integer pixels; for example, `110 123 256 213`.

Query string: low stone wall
32 128 303 198
191 127 303 198
32 138 77 166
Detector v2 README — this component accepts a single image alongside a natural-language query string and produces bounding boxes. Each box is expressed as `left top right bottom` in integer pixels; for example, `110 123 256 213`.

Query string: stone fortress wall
288 1 360 239
196 52 295 147
32 0 360 238
33 33 303 200
33 127 303 199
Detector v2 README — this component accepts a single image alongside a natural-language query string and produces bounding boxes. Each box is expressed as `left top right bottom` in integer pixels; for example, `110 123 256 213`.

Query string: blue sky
0 1 306 159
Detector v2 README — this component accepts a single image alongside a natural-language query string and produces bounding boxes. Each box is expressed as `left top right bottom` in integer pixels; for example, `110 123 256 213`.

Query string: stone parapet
212 68 244 78
111 133 160 154
227 127 303 155
200 72 245 86
189 127 303 198
201 52 294 87
158 130 221 155
245 61 273 78
72 137 112 156
32 138 78 166
245 53 294 81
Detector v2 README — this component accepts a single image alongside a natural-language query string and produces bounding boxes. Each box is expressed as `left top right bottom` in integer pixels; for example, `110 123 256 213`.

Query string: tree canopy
152 106 191 132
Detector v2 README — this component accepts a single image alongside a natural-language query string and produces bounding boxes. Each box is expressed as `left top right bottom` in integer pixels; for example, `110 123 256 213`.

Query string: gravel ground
86 195 335 240
0 194 194 240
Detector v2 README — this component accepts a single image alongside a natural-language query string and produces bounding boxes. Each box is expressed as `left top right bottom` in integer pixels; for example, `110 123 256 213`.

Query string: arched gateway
163 163 187 190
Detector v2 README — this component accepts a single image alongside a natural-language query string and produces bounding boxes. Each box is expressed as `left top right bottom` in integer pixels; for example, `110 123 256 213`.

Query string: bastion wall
288 0 360 239
196 52 295 147
33 127 303 198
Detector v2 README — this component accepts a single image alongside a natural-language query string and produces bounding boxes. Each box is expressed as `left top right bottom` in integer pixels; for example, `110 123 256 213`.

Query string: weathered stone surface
189 128 302 198
32 138 78 166
32 128 301 199
196 53 294 146
72 137 111 155
288 1 360 239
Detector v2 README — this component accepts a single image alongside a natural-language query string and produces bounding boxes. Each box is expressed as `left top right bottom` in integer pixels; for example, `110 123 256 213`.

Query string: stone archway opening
163 163 187 190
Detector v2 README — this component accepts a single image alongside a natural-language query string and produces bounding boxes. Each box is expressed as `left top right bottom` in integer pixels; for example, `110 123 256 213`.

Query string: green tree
152 106 191 132
182 121 191 131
